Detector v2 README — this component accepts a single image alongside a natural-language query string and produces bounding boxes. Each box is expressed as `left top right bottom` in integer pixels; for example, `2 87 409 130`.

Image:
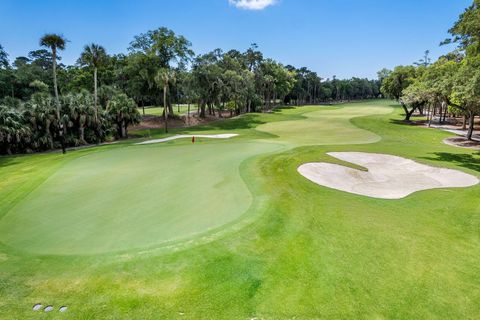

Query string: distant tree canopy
0 26 382 155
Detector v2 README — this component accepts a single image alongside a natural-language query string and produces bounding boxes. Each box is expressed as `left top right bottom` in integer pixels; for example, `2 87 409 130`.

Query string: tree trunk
442 102 448 123
79 125 86 144
428 105 434 127
418 106 424 116
94 67 98 117
164 83 169 133
200 103 205 118
466 111 475 141
462 115 467 130
438 103 443 123
121 120 126 138
52 47 66 154
401 103 416 121
117 122 123 138
168 99 174 115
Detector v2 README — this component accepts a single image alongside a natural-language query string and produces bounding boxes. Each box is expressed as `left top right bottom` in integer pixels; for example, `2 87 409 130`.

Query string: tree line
0 28 381 155
380 0 480 140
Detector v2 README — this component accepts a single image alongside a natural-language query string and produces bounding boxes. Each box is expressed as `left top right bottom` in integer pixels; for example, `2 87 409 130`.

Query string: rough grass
0 100 479 319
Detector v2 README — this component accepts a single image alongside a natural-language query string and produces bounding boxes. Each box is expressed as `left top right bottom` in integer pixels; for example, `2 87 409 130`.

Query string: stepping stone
44 305 54 312
59 306 68 312
32 304 42 311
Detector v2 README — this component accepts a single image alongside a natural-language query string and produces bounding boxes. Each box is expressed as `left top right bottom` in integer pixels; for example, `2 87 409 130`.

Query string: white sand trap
137 134 239 145
59 306 68 312
298 152 479 199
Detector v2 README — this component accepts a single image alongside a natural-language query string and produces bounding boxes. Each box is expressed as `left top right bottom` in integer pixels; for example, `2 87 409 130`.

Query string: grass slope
0 100 479 319
256 104 392 146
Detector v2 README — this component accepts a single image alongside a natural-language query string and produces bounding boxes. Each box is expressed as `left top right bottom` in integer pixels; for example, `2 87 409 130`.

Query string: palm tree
107 93 140 138
40 33 67 153
78 44 108 117
63 91 95 145
155 68 176 133
25 93 57 150
0 105 31 154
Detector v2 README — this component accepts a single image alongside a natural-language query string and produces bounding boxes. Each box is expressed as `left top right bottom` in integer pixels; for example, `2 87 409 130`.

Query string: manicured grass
0 141 280 255
0 100 479 319
256 104 392 146
141 105 194 116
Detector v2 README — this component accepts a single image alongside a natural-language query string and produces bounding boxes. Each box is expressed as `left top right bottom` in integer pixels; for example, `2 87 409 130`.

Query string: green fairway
1 100 479 319
256 104 393 145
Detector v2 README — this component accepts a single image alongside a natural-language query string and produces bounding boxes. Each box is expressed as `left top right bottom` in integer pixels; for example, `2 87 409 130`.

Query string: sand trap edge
298 152 479 200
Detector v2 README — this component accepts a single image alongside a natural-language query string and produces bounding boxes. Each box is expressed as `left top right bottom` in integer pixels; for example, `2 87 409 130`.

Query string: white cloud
229 0 277 10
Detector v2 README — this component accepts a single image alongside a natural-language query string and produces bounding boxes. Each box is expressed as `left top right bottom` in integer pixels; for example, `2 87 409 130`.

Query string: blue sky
0 0 472 79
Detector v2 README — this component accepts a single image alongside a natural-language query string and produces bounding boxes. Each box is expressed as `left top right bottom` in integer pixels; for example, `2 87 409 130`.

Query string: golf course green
0 142 280 255
1 100 479 319
256 104 392 145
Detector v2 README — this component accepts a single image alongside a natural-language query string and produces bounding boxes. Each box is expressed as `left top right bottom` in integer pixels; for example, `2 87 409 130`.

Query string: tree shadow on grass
420 152 480 173
0 155 24 168
389 119 425 126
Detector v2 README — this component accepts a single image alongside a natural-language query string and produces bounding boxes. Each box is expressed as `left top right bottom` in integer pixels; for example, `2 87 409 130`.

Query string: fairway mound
298 152 479 199
137 134 239 145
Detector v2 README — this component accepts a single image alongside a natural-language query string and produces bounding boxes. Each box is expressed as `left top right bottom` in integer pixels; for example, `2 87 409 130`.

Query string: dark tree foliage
0 27 382 155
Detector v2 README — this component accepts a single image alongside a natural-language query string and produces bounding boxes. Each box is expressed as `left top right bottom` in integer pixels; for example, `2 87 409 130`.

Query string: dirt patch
132 112 236 131
444 137 480 150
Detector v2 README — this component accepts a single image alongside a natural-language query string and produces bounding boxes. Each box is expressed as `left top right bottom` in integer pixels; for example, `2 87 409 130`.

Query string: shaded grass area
421 152 480 173
0 100 479 319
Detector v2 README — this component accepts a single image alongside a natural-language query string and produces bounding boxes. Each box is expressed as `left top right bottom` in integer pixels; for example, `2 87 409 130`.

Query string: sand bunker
298 152 479 199
137 134 238 145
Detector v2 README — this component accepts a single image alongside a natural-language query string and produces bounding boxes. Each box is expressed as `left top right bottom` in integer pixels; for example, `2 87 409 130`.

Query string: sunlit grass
0 100 479 319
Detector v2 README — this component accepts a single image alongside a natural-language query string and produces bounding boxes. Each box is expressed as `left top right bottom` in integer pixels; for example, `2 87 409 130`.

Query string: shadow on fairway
0 156 22 167
421 152 480 173
388 119 420 126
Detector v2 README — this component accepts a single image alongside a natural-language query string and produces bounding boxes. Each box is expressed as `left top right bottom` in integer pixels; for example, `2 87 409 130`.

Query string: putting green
0 103 390 256
256 104 393 145
0 142 279 255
